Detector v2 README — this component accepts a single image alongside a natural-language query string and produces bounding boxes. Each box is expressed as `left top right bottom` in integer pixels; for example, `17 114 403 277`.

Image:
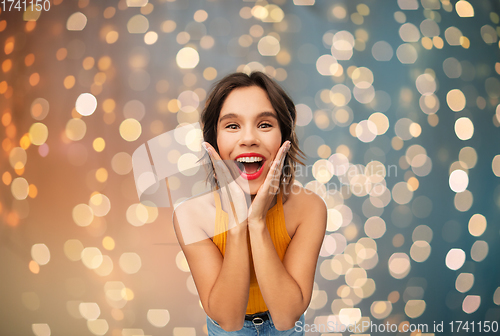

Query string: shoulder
172 192 217 244
285 184 327 212
284 184 327 229
173 192 215 218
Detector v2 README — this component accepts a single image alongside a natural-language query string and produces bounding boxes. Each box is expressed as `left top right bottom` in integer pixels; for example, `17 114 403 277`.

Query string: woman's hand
202 142 249 229
247 140 290 225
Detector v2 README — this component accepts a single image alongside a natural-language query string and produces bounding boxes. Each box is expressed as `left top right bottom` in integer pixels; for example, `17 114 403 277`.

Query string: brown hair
200 71 306 197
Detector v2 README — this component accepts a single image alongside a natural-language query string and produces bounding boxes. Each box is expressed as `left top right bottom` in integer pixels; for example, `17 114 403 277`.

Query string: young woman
173 72 327 335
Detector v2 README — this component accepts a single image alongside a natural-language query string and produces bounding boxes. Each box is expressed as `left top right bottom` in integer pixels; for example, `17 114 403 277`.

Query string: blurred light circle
75 93 97 116
123 100 146 121
79 302 101 320
470 240 488 262
388 253 410 279
412 224 433 243
456 273 474 293
415 73 436 94
454 190 473 212
449 170 468 192
176 47 199 69
178 91 200 113
330 84 351 106
64 239 84 261
177 153 200 176
351 67 373 89
312 160 334 183
32 324 50 336
119 118 142 142
462 295 480 314
443 57 462 78
81 247 103 269
459 147 477 168
419 93 439 115
119 252 142 274
392 181 413 204
405 300 426 318
126 203 148 226
355 120 377 143
73 203 94 227
445 248 465 270
29 123 48 145
456 1 474 17
144 31 158 45
31 98 49 120
89 193 111 217
396 43 417 64
492 155 500 177
329 153 350 176
445 26 463 45
127 14 149 33
147 309 170 327
364 216 386 239
185 128 203 152
11 177 29 200
420 18 440 36
370 301 392 320
67 12 87 31
353 85 375 104
345 267 367 288
31 244 50 265
368 112 389 135
399 23 420 42
66 118 87 141
447 89 466 112
468 214 486 237
9 147 27 170
410 240 431 262
454 117 473 140
87 319 109 336
326 209 342 232
295 104 313 126
316 54 338 76
371 41 393 61
481 25 497 44
112 152 133 175
258 35 280 56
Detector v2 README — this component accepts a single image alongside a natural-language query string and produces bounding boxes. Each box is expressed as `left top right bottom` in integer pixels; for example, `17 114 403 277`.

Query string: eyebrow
219 111 278 123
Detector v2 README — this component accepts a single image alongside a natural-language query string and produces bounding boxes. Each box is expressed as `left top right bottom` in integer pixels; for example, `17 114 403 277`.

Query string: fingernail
202 142 208 152
286 141 291 150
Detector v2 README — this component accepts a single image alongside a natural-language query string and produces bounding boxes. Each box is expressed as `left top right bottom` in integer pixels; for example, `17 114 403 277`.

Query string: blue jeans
206 312 305 335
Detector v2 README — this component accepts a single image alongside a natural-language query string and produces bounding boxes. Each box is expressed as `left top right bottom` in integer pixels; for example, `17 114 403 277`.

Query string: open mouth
235 157 266 180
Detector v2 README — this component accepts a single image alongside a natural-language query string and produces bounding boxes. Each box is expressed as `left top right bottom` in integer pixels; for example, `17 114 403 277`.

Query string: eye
259 122 273 128
225 123 238 130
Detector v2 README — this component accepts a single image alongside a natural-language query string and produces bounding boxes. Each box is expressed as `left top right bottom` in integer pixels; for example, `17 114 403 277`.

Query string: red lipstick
234 153 266 180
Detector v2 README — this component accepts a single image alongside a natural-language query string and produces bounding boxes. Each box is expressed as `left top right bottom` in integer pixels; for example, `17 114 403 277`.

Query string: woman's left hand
247 140 290 225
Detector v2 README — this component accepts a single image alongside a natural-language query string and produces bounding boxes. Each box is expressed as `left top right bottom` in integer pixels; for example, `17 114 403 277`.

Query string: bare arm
173 205 250 331
248 190 327 330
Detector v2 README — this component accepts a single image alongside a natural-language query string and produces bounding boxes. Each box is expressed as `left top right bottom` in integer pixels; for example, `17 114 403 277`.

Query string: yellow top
211 189 291 314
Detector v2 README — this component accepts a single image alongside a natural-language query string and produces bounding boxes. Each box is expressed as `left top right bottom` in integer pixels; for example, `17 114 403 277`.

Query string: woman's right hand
202 142 249 230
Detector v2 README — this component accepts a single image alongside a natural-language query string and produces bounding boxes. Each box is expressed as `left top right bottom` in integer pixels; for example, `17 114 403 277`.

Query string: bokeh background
1 0 500 335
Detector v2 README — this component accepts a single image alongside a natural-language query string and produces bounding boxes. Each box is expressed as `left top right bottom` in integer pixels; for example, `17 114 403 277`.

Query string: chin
235 178 262 196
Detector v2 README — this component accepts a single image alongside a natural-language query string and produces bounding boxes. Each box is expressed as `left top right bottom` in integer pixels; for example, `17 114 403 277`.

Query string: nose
239 126 260 147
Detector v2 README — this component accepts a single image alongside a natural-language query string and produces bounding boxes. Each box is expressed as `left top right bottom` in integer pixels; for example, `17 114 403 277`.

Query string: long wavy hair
200 71 306 198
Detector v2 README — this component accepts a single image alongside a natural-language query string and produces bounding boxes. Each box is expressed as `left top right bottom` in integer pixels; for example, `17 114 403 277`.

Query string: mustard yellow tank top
211 189 291 314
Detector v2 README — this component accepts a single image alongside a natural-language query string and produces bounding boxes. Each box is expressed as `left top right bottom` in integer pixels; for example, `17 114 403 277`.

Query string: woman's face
216 86 282 195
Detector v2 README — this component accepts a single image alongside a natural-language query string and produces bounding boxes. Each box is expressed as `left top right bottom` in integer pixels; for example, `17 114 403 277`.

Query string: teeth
236 157 263 163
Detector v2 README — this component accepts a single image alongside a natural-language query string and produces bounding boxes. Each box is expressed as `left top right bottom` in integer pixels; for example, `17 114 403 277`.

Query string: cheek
216 133 231 159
